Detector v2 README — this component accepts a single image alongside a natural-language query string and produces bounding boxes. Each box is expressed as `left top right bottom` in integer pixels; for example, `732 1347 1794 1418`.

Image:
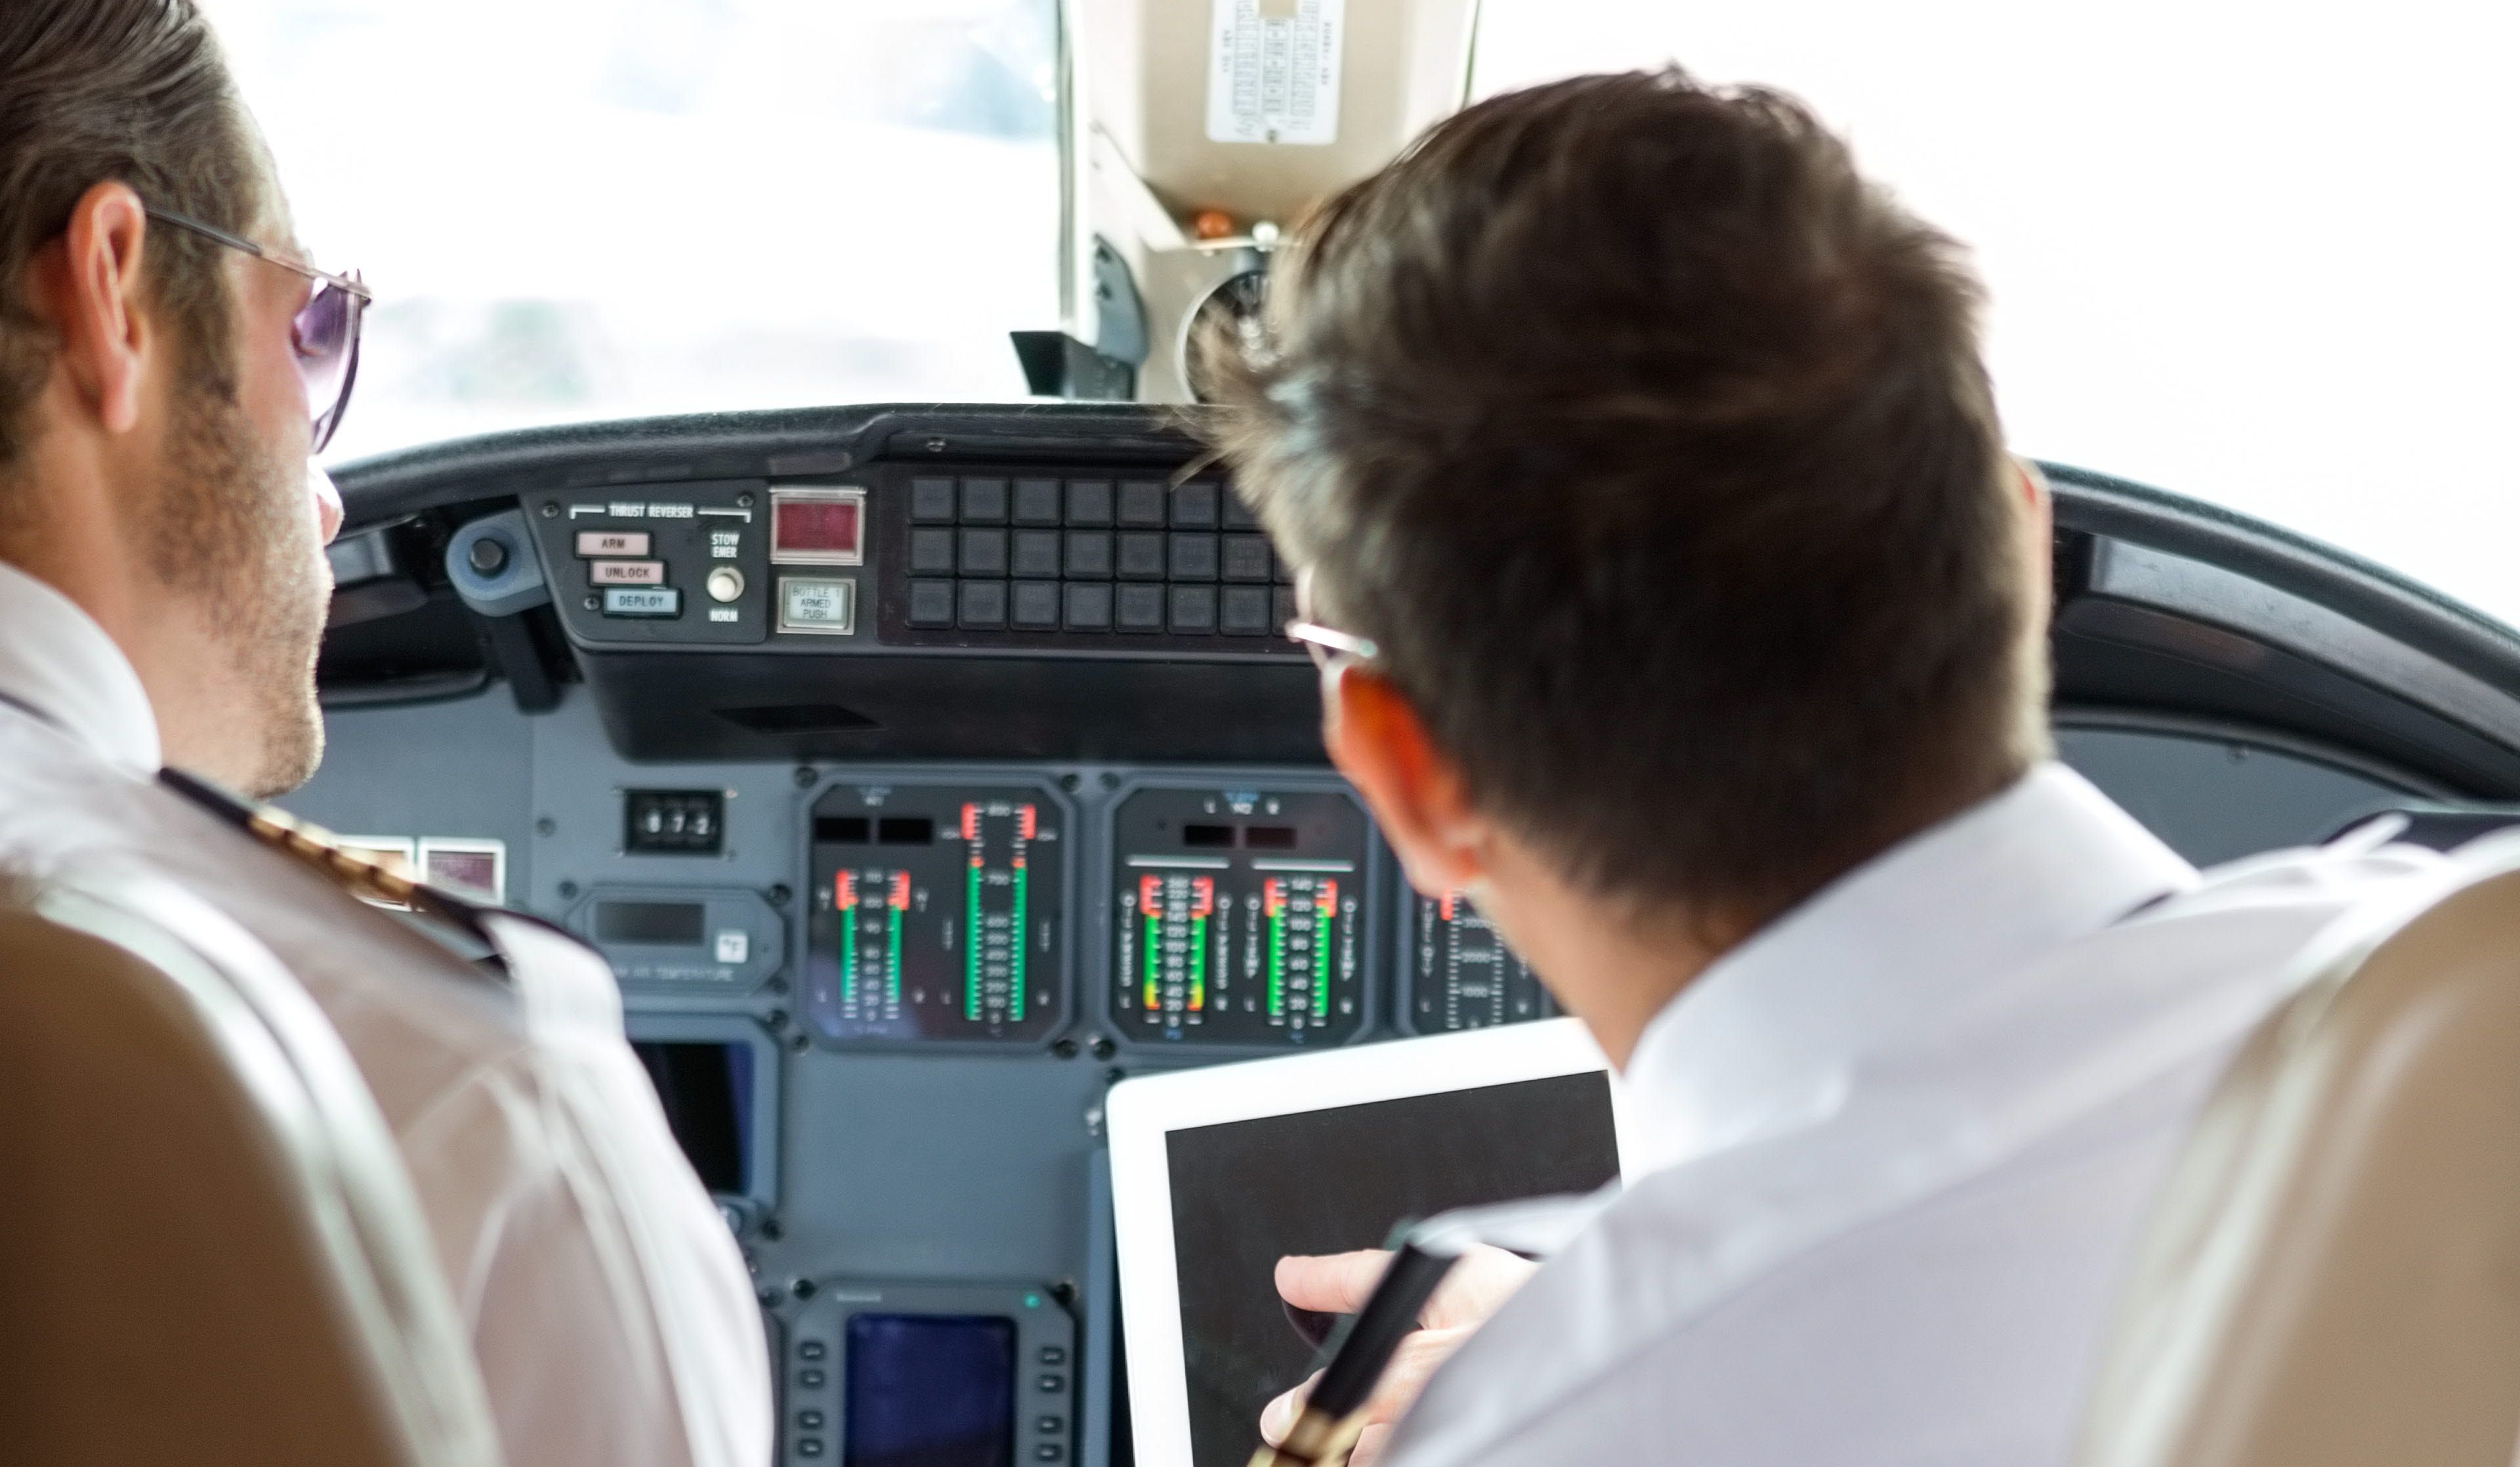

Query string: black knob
467 536 509 576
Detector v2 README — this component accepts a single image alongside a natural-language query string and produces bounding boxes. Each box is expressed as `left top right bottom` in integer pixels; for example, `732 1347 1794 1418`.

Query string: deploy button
601 586 681 618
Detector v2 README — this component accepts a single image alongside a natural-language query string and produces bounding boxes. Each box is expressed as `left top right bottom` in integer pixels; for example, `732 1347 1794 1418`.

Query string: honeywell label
1207 0 1343 146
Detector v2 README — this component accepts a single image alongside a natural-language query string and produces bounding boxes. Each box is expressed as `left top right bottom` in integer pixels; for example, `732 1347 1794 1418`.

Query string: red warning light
771 490 864 564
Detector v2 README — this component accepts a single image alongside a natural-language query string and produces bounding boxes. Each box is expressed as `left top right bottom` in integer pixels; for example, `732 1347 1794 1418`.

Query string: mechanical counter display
805 779 1069 1046
1109 784 1376 1048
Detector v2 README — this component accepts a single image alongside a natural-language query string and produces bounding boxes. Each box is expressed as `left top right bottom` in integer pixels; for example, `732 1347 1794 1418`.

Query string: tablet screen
1162 1072 1620 1467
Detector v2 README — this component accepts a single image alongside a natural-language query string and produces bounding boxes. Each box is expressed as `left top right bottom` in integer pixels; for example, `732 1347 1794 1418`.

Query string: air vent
716 704 880 734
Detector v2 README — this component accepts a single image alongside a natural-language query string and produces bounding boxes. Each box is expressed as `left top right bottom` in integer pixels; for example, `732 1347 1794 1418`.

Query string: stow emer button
600 587 681 617
706 566 746 603
591 560 666 585
576 529 650 557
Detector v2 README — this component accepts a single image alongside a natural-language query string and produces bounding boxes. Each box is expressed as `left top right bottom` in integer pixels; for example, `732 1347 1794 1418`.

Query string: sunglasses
143 205 369 453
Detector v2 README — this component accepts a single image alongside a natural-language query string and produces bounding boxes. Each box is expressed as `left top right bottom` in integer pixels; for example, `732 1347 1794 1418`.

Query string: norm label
1207 0 1343 146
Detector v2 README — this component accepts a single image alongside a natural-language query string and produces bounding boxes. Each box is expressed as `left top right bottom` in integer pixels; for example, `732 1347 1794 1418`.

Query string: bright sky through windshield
1479 0 2520 627
208 0 2520 627
203 0 1059 457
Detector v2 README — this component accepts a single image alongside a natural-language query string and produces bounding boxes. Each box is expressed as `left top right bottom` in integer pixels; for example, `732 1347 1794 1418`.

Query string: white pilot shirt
0 561 772 1467
1381 762 2455 1467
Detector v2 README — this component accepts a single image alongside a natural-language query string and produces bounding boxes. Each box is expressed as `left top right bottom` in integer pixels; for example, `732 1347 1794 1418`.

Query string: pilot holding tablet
1204 69 2454 1467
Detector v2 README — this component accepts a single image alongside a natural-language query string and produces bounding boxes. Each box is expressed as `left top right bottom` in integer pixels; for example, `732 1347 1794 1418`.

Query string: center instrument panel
293 403 2520 1467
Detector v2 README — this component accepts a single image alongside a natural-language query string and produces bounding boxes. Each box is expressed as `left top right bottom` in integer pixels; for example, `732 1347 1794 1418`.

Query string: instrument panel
544 763 1499 1056
298 403 2520 1467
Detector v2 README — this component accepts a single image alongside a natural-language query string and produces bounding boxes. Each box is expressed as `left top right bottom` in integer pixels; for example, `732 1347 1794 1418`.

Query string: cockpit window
217 0 2513 626
207 0 1057 456
1472 1 2520 626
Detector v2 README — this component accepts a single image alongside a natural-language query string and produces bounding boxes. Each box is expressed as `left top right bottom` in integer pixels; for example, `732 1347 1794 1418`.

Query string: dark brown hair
1206 68 2045 916
0 0 262 472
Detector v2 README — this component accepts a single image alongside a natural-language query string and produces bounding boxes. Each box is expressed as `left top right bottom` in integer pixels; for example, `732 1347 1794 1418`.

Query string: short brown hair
1206 69 2044 915
0 0 262 472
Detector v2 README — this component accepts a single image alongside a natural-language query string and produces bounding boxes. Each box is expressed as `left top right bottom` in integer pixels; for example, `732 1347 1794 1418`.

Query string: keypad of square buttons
906 475 1294 636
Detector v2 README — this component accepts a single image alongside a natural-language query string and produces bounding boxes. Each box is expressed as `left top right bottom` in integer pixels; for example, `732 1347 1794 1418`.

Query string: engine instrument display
805 780 1067 1046
1404 889 1559 1032
1109 785 1374 1048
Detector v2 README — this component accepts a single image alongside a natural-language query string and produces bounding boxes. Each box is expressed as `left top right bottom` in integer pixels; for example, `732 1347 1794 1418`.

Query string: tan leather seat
0 864 502 1467
2076 850 2520 1467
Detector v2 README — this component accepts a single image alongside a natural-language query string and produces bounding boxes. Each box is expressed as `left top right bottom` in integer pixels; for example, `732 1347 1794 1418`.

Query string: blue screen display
844 1314 1016 1467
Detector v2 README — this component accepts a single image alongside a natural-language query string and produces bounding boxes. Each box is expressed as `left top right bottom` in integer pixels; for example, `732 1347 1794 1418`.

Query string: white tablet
1108 1018 1635 1467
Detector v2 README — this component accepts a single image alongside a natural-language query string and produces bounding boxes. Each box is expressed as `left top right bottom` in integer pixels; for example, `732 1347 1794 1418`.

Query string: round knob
706 566 746 603
466 536 509 576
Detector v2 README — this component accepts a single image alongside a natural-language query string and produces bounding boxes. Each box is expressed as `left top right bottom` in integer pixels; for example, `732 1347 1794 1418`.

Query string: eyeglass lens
294 280 364 452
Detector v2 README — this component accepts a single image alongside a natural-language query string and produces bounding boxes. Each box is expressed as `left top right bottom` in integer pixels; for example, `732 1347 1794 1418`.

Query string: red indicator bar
1192 877 1215 920
837 871 857 907
1139 874 1164 916
1440 889 1459 921
889 872 912 909
1264 878 1284 917
1018 804 1038 840
1317 880 1339 912
961 803 982 841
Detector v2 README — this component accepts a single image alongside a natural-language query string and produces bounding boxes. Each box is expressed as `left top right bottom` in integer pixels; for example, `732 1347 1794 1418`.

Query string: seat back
2075 856 2520 1467
0 863 501 1467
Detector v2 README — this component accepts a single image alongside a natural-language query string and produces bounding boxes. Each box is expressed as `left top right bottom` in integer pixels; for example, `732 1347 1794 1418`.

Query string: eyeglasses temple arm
142 205 370 301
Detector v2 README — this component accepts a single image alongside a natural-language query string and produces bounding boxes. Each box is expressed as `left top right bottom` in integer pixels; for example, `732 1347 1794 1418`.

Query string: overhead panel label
1208 0 1343 146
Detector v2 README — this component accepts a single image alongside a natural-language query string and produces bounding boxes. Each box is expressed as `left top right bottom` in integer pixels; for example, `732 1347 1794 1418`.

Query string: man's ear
1321 666 1488 895
32 181 156 436
2015 456 2055 619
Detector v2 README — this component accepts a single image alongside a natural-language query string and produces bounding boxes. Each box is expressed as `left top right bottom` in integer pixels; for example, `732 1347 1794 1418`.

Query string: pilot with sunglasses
0 5 770 1466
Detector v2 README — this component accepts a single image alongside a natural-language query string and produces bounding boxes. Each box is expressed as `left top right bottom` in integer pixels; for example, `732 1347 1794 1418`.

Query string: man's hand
1258 1244 1538 1466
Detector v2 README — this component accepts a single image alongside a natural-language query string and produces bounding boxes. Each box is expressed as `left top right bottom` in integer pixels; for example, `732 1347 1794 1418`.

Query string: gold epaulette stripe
243 805 421 907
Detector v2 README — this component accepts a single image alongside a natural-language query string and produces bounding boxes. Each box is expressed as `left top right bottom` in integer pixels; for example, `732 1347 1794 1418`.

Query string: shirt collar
1620 761 2198 1174
0 561 163 773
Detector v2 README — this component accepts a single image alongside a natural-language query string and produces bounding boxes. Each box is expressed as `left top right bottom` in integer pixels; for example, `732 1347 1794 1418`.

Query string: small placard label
1208 0 1343 146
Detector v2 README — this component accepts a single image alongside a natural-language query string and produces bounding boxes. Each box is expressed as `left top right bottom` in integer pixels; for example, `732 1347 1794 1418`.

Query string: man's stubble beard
150 377 327 798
